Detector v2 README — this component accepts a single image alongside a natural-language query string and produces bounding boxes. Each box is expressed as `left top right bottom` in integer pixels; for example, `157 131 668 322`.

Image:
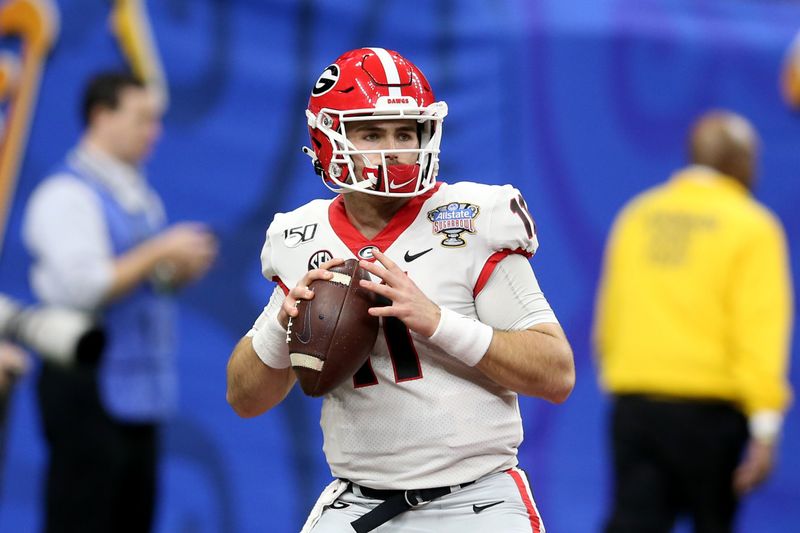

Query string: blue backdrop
1 1 798 531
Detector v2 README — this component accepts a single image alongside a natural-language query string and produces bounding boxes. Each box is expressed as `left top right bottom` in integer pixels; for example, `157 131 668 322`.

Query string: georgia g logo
312 64 339 96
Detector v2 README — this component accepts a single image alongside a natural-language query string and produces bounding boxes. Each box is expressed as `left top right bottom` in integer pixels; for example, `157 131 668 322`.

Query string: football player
226 48 575 533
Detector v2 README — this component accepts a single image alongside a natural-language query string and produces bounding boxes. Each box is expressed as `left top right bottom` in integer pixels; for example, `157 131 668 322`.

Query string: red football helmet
303 48 448 197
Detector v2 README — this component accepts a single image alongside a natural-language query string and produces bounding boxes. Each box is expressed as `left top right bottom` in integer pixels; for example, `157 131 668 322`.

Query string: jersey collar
328 182 442 259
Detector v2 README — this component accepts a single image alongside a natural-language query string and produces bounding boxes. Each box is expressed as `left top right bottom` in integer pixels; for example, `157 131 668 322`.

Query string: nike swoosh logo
295 299 313 344
472 500 504 514
389 177 416 190
404 248 433 262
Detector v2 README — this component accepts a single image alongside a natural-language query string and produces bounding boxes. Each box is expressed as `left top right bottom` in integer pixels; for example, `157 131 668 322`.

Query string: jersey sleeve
473 185 540 297
475 253 558 330
260 214 289 295
485 185 539 255
729 211 793 415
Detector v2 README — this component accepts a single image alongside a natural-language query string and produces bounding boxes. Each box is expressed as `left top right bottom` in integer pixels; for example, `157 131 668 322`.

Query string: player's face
347 119 419 177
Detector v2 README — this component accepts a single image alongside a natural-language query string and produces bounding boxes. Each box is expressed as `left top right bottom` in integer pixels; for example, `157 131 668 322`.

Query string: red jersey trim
473 248 533 298
272 276 289 295
507 468 542 533
327 183 442 260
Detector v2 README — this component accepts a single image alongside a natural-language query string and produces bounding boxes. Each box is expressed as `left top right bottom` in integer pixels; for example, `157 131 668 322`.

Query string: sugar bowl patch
427 202 480 247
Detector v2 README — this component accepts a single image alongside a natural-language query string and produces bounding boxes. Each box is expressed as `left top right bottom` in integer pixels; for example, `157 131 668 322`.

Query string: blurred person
594 111 793 533
0 341 27 397
0 341 27 495
22 72 217 533
227 48 575 532
0 341 27 444
0 293 104 496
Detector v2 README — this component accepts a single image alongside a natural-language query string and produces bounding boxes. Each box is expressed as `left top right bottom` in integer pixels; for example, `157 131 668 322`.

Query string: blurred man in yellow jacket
594 110 793 533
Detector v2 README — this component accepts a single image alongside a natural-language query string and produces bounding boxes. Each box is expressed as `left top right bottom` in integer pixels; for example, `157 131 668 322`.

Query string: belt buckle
403 490 424 508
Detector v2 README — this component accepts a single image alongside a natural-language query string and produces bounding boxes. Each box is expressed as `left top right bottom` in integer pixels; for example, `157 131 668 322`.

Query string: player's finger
283 288 308 318
289 285 314 301
367 305 396 317
302 259 344 284
319 257 345 271
371 250 401 272
303 268 335 285
359 279 398 300
282 299 299 317
358 259 394 284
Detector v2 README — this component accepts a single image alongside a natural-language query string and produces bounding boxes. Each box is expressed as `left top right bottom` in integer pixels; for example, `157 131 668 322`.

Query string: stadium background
0 0 798 531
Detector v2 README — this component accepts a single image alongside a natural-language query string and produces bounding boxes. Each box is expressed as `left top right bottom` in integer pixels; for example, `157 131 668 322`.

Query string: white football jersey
261 181 541 489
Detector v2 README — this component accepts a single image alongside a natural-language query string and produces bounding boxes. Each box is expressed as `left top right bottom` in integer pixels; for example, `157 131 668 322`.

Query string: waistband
345 479 476 533
348 479 475 501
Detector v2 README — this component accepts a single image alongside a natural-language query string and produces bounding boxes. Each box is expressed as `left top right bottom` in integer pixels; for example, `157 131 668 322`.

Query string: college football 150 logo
427 202 479 247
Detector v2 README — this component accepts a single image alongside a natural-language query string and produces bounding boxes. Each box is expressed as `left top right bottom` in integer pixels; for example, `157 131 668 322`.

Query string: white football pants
304 467 545 533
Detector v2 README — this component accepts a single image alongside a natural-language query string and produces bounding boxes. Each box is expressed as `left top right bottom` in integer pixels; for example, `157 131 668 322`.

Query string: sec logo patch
308 250 333 270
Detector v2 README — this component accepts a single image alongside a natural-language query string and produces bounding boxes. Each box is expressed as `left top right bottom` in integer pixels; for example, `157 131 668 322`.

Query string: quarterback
226 48 575 533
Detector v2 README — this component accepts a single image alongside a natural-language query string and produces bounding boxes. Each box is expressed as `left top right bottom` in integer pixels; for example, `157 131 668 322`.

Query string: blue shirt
23 143 177 421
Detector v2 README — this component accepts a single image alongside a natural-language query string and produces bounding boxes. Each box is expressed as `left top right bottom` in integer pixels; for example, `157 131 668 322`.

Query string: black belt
348 480 475 533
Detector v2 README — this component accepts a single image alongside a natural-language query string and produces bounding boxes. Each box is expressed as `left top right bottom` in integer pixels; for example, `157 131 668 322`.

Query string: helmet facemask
306 101 447 198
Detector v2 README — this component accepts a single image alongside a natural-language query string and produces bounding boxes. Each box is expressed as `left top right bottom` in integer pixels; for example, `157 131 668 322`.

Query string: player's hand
358 250 441 337
278 258 345 329
733 438 776 495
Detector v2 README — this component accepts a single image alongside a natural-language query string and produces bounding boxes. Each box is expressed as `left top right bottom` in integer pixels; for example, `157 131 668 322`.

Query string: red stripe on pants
507 469 542 533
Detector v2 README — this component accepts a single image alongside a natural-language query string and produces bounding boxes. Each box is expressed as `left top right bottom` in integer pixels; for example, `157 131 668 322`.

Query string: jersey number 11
352 317 422 387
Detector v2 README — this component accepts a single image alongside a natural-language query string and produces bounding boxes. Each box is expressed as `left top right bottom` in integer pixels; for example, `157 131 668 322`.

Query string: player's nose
384 137 399 151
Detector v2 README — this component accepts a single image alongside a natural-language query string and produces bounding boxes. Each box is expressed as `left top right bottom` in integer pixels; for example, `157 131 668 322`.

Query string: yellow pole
110 0 168 108
0 0 58 254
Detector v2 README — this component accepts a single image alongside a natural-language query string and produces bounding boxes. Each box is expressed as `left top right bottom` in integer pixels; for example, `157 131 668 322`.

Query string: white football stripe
329 272 352 286
290 353 324 371
369 47 402 97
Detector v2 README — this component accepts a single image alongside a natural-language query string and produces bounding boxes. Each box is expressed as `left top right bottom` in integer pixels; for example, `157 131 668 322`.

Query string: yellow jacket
594 166 793 416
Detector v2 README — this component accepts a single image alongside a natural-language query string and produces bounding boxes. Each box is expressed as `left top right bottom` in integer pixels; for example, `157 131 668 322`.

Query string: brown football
287 259 379 397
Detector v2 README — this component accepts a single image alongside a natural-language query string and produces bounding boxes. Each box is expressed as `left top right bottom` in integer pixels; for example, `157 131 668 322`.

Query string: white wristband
749 411 783 443
428 306 493 366
249 317 291 369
